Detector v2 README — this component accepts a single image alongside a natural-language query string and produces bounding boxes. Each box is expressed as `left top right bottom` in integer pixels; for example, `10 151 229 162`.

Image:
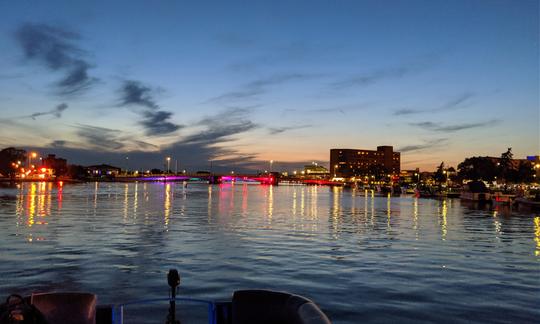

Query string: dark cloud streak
331 66 414 89
75 124 125 150
398 138 448 152
29 103 68 119
15 23 97 95
393 92 476 116
183 121 257 144
207 73 321 103
409 119 500 132
119 80 182 136
186 107 258 144
268 124 312 135
120 80 159 110
140 110 181 136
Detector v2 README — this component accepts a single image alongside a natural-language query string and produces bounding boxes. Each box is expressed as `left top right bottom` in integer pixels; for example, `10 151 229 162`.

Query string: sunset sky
0 0 538 172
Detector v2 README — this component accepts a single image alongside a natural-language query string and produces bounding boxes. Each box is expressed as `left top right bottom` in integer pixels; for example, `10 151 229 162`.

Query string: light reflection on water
0 181 539 323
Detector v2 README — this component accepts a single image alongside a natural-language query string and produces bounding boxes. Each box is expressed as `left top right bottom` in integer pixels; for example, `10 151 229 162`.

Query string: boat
433 187 461 199
514 197 540 211
404 187 416 195
415 185 436 198
460 181 491 202
491 191 516 205
0 269 331 324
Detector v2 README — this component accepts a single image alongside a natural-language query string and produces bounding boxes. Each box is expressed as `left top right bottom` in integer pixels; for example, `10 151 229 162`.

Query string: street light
29 152 37 169
270 160 274 173
166 157 171 173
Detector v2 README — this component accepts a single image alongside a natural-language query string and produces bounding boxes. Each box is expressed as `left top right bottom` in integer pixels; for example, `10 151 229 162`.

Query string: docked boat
491 191 516 205
460 181 491 202
514 197 540 211
404 187 416 195
0 269 331 324
415 185 436 198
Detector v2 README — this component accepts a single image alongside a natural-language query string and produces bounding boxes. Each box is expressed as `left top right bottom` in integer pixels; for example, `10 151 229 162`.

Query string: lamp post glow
29 152 37 169
166 157 171 174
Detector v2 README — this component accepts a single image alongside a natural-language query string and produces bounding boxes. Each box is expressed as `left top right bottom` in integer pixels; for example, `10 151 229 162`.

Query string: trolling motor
166 269 181 324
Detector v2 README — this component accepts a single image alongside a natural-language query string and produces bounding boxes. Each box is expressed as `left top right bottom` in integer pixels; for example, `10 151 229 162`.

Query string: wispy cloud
398 138 448 152
196 106 253 125
120 80 159 110
284 102 371 115
71 124 161 151
331 66 414 89
440 92 475 110
394 108 420 116
183 122 257 144
207 73 321 103
330 53 443 91
140 110 181 136
268 124 313 135
74 124 126 150
28 103 68 119
208 88 264 103
15 23 97 95
119 80 182 136
185 107 258 144
409 119 500 132
394 92 476 116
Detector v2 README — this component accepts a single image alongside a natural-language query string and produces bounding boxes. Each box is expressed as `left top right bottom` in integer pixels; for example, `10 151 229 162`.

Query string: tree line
452 148 535 184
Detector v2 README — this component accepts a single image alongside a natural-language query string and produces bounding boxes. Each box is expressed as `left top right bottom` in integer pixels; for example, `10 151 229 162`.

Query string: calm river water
0 181 538 323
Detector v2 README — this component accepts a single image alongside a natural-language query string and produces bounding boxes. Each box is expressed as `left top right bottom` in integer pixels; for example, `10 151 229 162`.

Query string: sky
0 0 538 172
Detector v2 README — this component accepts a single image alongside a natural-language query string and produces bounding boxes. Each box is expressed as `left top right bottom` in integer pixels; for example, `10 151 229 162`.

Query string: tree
67 164 87 180
498 147 513 183
515 161 534 183
433 162 447 187
0 147 27 177
457 157 497 181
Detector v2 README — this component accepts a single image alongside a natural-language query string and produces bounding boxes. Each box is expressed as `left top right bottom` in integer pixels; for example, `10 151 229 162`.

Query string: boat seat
31 292 96 324
232 290 331 324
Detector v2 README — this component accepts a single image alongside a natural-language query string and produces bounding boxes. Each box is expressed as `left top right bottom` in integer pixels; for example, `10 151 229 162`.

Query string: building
400 168 420 184
41 154 68 176
527 156 540 179
330 146 400 179
303 164 329 179
86 164 121 178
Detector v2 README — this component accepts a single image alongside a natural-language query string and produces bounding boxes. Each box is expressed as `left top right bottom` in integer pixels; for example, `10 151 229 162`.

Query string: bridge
116 174 344 186
122 174 279 185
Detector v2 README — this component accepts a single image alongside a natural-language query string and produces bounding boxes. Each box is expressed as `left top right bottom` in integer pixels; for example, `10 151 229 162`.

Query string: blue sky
0 0 538 172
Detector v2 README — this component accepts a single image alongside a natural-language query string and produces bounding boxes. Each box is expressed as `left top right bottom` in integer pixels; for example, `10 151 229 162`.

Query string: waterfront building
527 156 540 179
86 164 121 177
330 146 400 179
303 164 329 179
400 168 420 184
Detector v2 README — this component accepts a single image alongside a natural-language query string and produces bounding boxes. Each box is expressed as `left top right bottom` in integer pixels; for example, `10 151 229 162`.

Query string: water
0 181 538 323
